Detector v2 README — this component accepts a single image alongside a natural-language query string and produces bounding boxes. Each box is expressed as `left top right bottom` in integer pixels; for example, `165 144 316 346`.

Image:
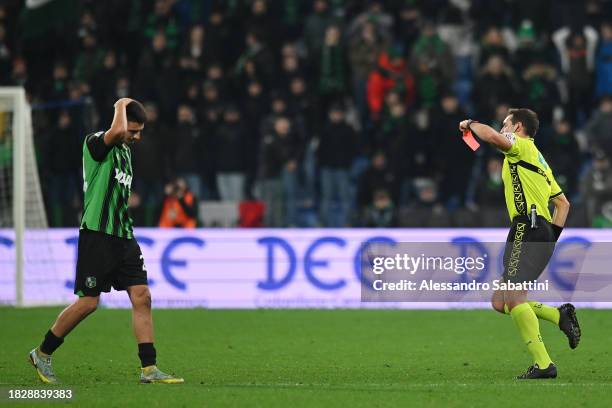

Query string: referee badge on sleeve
502 132 516 144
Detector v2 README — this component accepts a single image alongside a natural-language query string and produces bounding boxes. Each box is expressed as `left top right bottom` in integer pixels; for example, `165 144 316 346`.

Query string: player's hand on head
114 98 133 108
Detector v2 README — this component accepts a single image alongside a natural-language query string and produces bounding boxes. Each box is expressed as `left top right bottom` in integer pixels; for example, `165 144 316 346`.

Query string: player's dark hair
126 100 147 124
508 108 539 137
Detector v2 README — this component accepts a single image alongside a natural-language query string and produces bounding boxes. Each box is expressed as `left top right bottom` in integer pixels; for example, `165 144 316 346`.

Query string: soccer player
459 109 581 379
29 98 184 384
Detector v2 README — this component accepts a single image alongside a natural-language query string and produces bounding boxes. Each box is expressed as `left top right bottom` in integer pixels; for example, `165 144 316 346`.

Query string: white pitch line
206 382 612 389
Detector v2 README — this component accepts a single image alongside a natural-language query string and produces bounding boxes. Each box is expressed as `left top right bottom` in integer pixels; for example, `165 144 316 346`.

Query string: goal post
0 86 50 306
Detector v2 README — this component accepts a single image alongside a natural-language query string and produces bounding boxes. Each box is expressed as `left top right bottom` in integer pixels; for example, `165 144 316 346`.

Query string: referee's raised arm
459 119 513 151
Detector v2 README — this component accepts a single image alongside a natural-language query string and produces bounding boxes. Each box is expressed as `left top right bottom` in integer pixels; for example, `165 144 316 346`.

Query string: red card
462 129 481 151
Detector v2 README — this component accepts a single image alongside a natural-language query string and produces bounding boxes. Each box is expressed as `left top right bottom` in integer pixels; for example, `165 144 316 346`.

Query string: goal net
0 87 69 306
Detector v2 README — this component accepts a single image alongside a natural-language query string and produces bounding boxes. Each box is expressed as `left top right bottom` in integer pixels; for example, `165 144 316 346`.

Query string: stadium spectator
42 111 81 227
357 151 397 212
143 0 180 51
394 4 422 51
260 91 307 143
378 101 425 205
478 26 511 68
287 76 316 136
242 80 269 197
10 56 27 87
366 46 415 121
73 32 104 84
94 74 131 128
259 116 302 227
413 54 446 109
198 86 223 200
45 62 70 102
512 20 544 75
132 103 165 226
349 21 388 123
215 105 248 202
278 0 307 40
180 23 205 65
431 93 474 207
475 157 504 208
473 55 519 123
488 103 512 135
136 31 179 121
177 25 205 89
315 25 349 117
411 21 455 86
412 177 440 208
235 30 276 87
91 51 119 125
596 22 612 98
278 47 306 92
205 61 228 99
76 9 97 45
362 188 397 227
159 178 197 228
172 104 202 200
581 151 612 227
245 0 278 50
304 0 337 58
198 80 224 124
545 119 580 197
553 25 598 125
521 58 560 126
202 8 233 68
347 1 393 43
181 82 201 111
317 103 358 227
584 95 612 154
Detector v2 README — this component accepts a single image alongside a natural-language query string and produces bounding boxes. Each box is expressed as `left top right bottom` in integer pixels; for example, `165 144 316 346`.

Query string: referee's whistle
530 204 538 229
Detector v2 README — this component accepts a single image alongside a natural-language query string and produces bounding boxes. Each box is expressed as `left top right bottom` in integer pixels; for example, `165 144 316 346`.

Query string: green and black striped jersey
80 131 134 239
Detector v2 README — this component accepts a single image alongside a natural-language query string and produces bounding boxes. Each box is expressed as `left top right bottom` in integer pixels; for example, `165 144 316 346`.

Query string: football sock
138 343 156 368
526 301 560 325
504 301 560 325
510 302 553 368
40 329 64 355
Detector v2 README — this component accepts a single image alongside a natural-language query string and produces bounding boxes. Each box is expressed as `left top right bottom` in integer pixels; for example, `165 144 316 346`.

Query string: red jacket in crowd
366 51 415 117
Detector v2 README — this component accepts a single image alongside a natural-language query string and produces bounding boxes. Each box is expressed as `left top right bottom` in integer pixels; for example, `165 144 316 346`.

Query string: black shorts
502 215 556 283
74 228 147 297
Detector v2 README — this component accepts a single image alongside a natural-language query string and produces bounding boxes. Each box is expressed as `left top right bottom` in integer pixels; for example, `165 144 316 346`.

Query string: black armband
552 224 563 241
86 132 113 161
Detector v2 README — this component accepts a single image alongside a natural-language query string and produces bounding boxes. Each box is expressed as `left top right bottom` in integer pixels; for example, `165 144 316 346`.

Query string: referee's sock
510 302 553 368
504 301 560 325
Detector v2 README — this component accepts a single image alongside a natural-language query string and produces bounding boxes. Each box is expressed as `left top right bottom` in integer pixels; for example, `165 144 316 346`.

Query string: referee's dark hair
126 100 147 124
508 108 539 137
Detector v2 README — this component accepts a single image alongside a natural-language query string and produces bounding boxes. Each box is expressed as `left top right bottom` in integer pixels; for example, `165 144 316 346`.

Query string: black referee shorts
502 215 556 284
74 228 147 297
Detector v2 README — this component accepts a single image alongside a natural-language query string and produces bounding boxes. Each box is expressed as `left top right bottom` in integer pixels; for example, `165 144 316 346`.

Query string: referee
459 108 581 379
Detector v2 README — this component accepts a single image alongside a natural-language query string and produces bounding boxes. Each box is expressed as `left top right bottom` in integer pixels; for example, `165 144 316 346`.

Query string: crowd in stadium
2 0 612 228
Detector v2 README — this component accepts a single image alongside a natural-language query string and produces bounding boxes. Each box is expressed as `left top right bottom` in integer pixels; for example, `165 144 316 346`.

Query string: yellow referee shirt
500 133 563 223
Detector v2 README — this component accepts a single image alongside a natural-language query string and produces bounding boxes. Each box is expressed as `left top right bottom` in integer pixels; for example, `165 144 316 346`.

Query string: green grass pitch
1 307 611 407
